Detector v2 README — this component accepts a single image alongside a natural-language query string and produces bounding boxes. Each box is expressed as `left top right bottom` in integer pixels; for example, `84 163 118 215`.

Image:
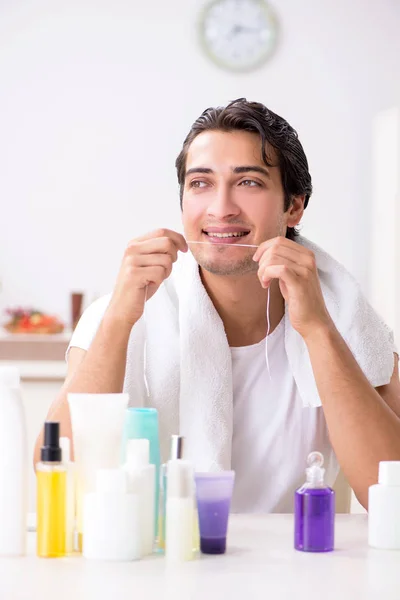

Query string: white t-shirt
230 319 338 513
68 295 339 513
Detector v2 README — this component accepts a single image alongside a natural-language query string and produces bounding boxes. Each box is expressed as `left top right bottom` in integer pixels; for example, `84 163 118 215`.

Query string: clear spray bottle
165 459 194 562
294 451 335 552
159 435 184 549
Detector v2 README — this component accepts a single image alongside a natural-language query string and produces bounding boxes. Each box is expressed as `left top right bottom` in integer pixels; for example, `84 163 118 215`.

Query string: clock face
199 0 279 72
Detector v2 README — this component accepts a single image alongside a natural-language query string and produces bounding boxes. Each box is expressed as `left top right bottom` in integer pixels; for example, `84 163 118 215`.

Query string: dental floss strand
143 285 150 399
187 240 271 378
265 286 271 380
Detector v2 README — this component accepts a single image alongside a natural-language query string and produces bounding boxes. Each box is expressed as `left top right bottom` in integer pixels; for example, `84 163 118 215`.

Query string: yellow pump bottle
36 422 66 558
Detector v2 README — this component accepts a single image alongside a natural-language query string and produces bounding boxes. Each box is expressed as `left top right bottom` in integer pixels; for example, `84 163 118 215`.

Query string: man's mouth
202 228 251 242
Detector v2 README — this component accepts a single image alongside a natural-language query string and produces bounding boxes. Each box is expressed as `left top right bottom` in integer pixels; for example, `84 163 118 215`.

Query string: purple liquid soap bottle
294 451 335 552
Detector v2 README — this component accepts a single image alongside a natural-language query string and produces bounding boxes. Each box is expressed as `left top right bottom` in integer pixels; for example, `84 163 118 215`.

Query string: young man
35 99 400 512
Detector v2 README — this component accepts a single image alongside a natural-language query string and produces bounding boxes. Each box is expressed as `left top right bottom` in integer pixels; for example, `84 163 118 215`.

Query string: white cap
378 461 400 486
0 367 20 388
306 451 325 486
167 459 193 499
96 469 127 494
126 439 150 468
60 437 71 463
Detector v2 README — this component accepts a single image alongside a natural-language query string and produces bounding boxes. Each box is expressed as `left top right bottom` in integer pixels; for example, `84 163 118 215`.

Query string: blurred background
0 0 399 510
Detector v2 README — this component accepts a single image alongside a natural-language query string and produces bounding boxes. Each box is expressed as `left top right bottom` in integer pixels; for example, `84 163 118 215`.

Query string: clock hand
230 24 262 35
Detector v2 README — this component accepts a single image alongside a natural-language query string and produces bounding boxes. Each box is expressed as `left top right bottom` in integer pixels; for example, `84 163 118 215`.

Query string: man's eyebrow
184 165 271 178
185 167 213 178
233 165 271 178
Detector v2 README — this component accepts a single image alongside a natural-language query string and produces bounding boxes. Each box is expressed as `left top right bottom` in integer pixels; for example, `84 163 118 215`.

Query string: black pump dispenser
40 422 62 462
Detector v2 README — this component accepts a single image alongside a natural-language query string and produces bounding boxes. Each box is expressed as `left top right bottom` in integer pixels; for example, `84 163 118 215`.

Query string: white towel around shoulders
284 237 395 409
123 235 396 471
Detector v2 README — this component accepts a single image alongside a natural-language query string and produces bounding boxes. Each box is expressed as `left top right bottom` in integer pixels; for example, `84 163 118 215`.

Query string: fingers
253 237 316 287
110 230 185 326
259 244 316 272
258 264 305 289
253 236 314 268
134 229 188 253
139 265 171 288
129 253 174 271
126 253 173 284
126 238 179 263
126 230 189 266
257 250 313 286
125 231 182 287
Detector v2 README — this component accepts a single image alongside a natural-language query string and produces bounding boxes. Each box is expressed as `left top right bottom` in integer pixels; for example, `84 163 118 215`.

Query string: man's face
182 129 291 276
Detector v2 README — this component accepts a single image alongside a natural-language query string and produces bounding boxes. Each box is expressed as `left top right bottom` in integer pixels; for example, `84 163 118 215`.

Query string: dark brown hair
175 98 313 240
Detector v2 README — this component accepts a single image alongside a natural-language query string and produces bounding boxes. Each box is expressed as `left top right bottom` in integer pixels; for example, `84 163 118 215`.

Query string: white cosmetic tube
68 393 129 546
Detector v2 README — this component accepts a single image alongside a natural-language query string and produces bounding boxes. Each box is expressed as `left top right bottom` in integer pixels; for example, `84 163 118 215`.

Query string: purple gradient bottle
294 451 335 552
195 471 235 555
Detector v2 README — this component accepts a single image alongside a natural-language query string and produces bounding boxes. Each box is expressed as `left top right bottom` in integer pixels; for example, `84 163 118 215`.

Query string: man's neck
200 268 285 347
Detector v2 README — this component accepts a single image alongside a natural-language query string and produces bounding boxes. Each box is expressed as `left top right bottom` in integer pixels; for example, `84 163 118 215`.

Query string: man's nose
206 185 241 220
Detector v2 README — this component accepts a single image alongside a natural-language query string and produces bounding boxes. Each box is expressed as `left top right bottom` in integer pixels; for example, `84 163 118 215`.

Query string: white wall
1 0 400 323
370 106 400 345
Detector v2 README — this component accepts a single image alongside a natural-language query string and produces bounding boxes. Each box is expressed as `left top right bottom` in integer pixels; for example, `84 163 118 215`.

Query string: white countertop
0 360 67 379
0 514 399 600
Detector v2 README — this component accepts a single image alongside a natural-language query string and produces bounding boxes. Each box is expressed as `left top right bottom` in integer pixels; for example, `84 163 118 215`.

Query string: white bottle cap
0 367 20 388
60 437 71 463
378 461 400 486
305 451 325 486
167 459 193 499
126 439 150 468
96 469 127 494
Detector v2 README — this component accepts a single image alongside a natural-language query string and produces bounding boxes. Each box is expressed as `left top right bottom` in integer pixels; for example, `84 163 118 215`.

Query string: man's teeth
206 232 248 238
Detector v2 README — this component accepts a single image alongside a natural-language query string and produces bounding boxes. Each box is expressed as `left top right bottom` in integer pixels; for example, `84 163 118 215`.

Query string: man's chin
195 256 258 277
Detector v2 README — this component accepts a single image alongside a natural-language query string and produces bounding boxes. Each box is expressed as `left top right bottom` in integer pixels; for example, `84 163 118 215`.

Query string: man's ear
286 195 305 228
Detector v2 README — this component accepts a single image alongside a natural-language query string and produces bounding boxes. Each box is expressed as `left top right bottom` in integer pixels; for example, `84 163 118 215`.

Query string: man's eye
239 179 260 187
190 180 207 188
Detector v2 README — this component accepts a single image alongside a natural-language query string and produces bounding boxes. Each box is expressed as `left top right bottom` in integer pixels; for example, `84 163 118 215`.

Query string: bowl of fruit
3 308 65 334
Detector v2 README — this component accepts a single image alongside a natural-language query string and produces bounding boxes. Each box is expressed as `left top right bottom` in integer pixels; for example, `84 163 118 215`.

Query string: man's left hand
253 237 334 340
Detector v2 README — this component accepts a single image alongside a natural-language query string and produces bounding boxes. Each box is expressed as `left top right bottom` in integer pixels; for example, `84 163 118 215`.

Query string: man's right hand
106 229 188 327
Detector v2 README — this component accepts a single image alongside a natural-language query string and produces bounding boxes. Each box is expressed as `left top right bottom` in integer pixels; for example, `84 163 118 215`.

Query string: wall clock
198 0 279 73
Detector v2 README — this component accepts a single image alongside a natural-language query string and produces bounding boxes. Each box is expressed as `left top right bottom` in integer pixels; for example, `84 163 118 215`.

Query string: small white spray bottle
165 459 194 562
369 461 400 549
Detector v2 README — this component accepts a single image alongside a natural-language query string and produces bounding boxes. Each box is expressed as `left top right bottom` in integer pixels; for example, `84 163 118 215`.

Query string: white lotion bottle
83 468 141 561
165 459 194 563
124 439 155 556
0 367 27 556
369 461 400 549
60 437 76 554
